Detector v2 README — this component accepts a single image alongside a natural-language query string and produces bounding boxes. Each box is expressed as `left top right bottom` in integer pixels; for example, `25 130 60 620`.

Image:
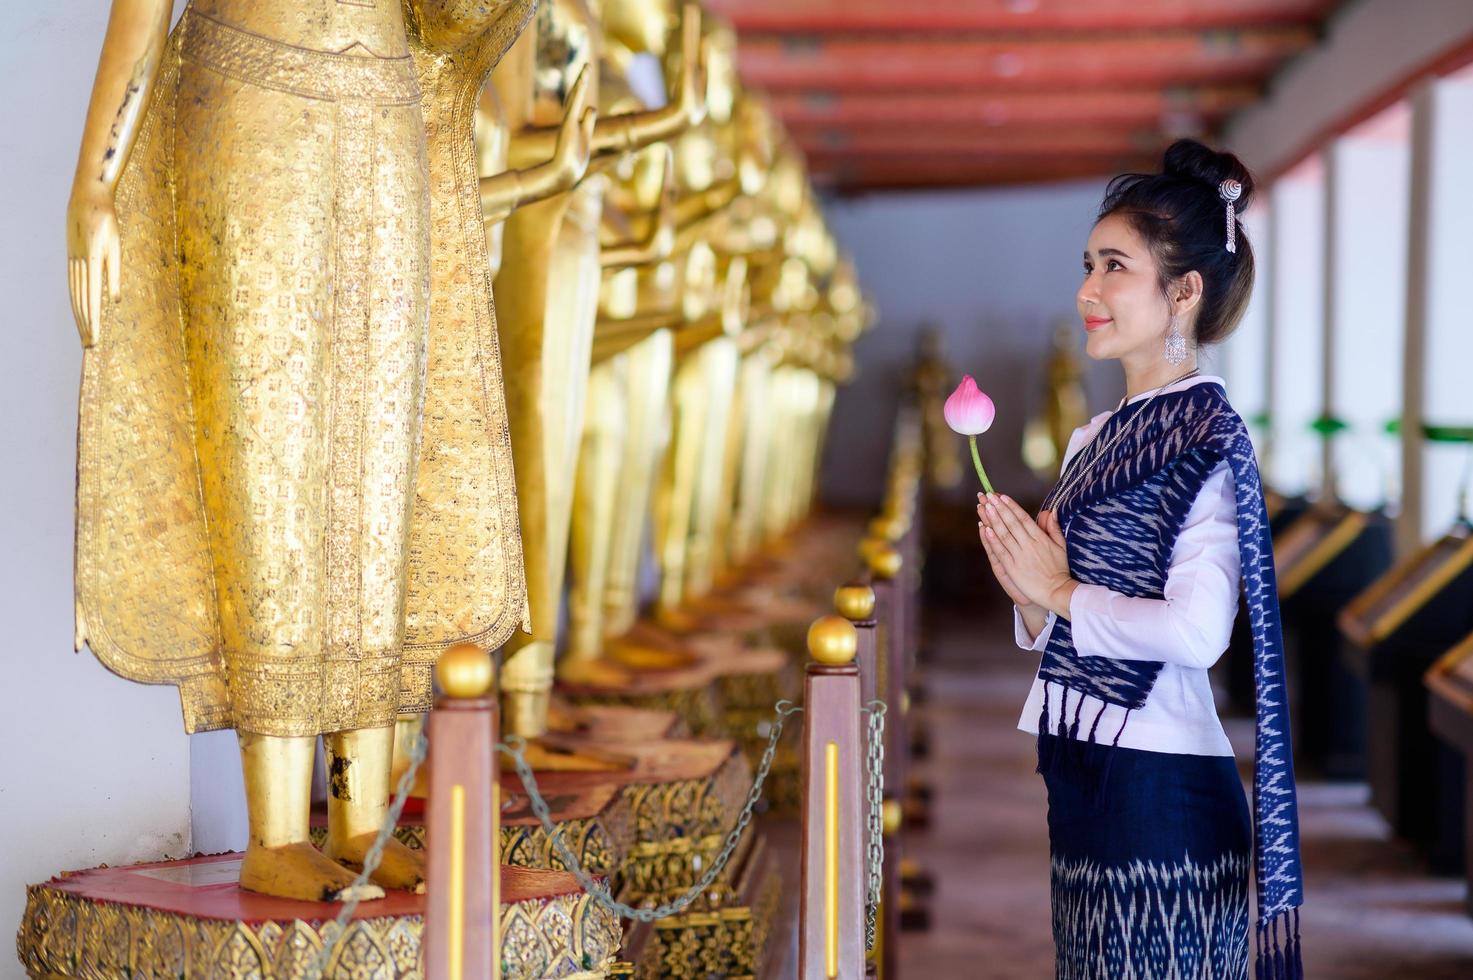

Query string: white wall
820 180 1242 507
0 2 193 955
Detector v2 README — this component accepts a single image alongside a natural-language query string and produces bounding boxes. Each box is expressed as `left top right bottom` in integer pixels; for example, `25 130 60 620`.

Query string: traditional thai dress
1015 374 1304 979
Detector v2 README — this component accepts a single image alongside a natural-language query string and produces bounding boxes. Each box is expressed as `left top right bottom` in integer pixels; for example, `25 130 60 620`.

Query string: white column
1402 75 1473 551
1267 158 1327 496
1221 203 1271 460
1324 109 1411 513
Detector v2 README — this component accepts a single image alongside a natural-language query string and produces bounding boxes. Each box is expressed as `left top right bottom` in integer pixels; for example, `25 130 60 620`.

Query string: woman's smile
1084 316 1113 332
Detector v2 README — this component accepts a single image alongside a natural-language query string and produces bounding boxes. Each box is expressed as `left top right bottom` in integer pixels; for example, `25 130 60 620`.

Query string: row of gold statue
65 0 869 905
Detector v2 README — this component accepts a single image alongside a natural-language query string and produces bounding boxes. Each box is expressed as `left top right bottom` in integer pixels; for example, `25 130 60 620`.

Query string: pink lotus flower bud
943 375 998 494
943 375 995 436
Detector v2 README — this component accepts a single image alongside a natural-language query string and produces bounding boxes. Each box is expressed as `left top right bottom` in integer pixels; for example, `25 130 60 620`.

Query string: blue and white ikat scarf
1038 381 1305 978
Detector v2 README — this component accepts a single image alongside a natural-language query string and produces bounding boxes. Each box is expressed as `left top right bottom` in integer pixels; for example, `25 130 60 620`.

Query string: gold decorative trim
1424 630 1473 710
180 9 422 105
1277 508 1368 598
1342 529 1473 646
17 881 620 979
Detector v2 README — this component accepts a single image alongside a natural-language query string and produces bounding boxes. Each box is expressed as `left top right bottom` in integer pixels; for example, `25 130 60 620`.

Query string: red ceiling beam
809 157 1158 193
790 127 1175 157
706 0 1337 34
736 30 1315 92
766 87 1259 129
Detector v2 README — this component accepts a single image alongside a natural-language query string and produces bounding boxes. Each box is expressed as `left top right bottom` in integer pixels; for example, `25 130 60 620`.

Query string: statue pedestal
17 854 620 979
514 739 779 978
316 730 778 976
311 783 637 887
548 699 687 740
559 658 726 736
578 620 805 813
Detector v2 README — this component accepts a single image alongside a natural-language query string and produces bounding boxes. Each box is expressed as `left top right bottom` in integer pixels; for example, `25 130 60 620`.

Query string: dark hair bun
1096 139 1259 348
1162 138 1255 211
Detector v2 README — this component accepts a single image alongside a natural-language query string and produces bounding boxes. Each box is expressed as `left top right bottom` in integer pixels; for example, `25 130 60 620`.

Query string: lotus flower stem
969 435 994 495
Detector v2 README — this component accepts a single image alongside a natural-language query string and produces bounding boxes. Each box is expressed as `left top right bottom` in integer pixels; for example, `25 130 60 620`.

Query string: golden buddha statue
68 0 535 901
566 170 738 672
556 145 677 683
489 0 705 739
1021 316 1090 481
907 325 966 490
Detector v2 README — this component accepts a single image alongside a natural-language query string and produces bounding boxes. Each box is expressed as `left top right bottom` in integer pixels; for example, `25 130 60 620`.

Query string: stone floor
881 604 1473 978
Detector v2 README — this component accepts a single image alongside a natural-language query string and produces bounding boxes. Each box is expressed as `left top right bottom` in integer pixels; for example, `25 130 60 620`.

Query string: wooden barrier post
800 615 865 979
865 542 906 809
426 643 501 980
863 540 905 979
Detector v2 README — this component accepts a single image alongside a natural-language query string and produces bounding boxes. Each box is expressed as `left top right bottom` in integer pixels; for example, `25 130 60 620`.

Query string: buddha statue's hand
672 4 708 126
552 65 597 184
66 184 121 348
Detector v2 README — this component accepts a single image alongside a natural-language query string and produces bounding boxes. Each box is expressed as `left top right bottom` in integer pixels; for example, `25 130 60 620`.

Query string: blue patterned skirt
1040 733 1252 979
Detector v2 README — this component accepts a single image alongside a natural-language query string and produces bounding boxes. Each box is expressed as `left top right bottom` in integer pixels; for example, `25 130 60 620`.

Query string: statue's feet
327 834 426 895
557 657 635 688
521 735 635 773
239 841 385 904
604 639 696 671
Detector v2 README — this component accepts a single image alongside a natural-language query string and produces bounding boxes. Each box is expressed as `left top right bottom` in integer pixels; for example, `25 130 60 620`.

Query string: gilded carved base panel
561 686 724 738
306 744 748 904
496 742 756 910
714 656 801 715
610 829 782 979
17 857 620 979
720 703 802 816
306 788 635 882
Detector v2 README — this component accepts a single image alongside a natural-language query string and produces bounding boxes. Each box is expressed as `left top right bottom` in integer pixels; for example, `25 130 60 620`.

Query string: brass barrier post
426 643 501 980
800 615 865 979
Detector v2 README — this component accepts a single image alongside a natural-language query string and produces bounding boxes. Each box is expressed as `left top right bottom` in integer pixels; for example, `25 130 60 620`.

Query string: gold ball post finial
436 642 494 699
868 514 904 542
807 614 858 666
865 541 903 581
882 799 903 836
834 581 876 622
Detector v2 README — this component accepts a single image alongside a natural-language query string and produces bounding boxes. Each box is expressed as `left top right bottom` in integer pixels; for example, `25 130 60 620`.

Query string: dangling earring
1164 314 1188 365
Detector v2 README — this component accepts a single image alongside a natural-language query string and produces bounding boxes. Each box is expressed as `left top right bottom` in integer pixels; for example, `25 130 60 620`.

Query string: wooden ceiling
705 0 1346 192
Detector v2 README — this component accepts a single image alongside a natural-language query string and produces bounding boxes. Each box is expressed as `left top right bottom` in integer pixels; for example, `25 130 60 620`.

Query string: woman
976 139 1305 979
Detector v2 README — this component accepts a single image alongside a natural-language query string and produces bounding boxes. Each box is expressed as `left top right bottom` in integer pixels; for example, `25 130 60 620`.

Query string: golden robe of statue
74 0 529 742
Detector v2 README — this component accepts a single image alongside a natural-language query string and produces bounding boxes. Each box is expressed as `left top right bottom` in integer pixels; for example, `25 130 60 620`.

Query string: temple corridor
888 604 1473 979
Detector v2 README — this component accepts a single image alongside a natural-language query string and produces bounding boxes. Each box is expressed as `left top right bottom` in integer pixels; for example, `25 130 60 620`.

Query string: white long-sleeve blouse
1014 373 1239 757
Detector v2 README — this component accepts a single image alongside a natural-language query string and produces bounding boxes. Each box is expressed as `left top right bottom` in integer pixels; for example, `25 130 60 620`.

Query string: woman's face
1076 213 1173 362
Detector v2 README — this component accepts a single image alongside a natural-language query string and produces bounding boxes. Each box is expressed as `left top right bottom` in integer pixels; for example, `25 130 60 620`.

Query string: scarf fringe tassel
1034 685 1131 805
1254 908 1304 980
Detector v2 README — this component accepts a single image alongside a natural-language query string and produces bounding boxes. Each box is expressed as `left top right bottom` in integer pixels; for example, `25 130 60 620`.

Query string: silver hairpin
1219 178 1243 253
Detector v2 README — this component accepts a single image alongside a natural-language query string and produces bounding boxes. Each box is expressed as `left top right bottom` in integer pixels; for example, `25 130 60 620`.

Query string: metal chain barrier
302 693 878 975
307 724 430 979
861 699 887 951
499 699 804 923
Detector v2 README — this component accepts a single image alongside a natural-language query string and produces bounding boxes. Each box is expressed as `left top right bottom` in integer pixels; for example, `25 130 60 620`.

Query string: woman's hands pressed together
976 492 1079 619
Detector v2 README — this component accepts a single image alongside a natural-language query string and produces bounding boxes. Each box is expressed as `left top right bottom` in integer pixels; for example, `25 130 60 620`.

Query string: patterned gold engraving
16 881 619 979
